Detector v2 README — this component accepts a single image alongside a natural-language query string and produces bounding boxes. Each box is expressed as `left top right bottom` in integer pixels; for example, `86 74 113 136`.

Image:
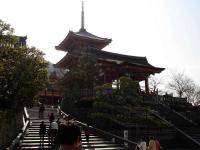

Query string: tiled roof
48 62 66 78
55 29 111 51
85 48 158 68
73 28 111 42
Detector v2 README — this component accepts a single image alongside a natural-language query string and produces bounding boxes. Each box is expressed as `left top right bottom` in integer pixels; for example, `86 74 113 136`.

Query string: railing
58 106 138 149
6 107 30 150
150 105 200 148
157 98 198 127
145 95 198 127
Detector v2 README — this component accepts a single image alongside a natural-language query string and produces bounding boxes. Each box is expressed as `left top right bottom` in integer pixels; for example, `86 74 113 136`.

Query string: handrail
150 109 200 148
58 107 137 148
175 127 200 147
6 107 30 150
155 96 198 126
76 120 138 145
158 101 198 126
24 107 29 120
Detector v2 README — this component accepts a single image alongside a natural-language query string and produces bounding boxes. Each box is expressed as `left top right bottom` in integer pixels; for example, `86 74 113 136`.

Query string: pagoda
55 2 164 94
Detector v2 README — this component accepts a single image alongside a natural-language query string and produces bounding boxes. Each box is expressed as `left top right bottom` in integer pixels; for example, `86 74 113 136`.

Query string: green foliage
61 53 97 112
78 53 96 88
0 20 48 111
93 77 142 119
0 19 14 35
76 97 95 108
95 77 141 105
89 77 168 128
89 112 123 129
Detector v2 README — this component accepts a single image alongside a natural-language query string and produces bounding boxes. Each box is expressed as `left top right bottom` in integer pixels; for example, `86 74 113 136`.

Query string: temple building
0 35 27 48
38 63 65 105
55 2 164 94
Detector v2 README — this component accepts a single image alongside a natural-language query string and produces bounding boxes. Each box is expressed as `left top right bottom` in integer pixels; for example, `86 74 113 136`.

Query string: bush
76 97 95 108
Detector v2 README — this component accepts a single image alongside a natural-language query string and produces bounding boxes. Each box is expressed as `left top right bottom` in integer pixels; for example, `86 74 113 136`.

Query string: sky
1 0 200 86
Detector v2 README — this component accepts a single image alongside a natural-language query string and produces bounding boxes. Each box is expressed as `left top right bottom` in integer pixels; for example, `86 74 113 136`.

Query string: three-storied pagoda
55 2 164 94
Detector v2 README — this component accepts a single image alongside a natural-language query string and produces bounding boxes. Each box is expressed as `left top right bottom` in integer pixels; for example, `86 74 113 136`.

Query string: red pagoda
55 2 164 94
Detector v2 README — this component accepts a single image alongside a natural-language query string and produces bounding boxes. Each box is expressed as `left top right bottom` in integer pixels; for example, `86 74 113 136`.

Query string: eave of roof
74 28 111 42
55 29 112 51
85 48 165 72
56 48 165 73
85 48 146 66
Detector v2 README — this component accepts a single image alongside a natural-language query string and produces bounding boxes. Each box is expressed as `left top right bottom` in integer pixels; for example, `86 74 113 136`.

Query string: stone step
24 137 49 140
84 147 126 150
82 143 123 148
28 126 50 129
30 122 50 124
81 140 111 144
18 108 127 150
21 139 50 143
17 145 51 150
84 147 128 150
81 135 99 138
82 138 105 141
29 126 50 129
25 134 49 137
27 131 48 134
20 142 50 147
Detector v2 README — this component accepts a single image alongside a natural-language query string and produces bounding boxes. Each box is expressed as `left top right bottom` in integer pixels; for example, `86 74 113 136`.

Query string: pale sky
1 0 200 85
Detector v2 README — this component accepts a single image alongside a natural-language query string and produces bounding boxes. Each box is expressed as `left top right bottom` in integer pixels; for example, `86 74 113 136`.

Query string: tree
0 19 14 35
149 75 162 93
168 71 195 99
186 86 200 105
60 53 97 111
62 53 96 92
94 77 142 115
194 87 200 105
0 20 48 111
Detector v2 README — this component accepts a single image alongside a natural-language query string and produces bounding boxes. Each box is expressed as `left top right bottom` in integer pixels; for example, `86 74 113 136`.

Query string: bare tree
193 87 200 105
149 75 163 93
168 71 195 99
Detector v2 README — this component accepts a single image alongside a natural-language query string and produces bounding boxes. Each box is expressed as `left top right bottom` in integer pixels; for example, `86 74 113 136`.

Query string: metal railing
156 98 198 127
150 109 200 148
6 107 30 150
57 106 138 149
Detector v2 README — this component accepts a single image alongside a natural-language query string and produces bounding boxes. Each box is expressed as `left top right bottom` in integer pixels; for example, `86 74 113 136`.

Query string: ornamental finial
81 0 85 30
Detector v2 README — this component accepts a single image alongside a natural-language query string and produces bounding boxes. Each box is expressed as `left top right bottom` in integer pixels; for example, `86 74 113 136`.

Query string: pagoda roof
75 28 111 41
56 47 165 74
55 29 112 51
85 48 165 72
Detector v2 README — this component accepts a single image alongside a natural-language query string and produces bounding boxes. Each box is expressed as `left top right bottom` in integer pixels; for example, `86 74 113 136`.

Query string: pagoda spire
81 0 85 31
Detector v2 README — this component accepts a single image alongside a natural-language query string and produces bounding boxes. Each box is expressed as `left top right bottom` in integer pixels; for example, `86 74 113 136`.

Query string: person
57 124 81 150
135 137 146 150
39 104 45 119
148 136 156 150
135 144 140 150
49 113 55 124
84 125 90 143
51 120 59 145
155 137 161 150
39 121 46 145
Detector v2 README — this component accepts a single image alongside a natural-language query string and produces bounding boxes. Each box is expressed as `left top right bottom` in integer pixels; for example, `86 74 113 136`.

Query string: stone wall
0 111 23 149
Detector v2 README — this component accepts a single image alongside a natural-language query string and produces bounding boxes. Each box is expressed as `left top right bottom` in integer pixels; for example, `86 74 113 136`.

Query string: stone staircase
81 133 126 150
147 99 200 148
18 118 51 149
16 107 128 150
